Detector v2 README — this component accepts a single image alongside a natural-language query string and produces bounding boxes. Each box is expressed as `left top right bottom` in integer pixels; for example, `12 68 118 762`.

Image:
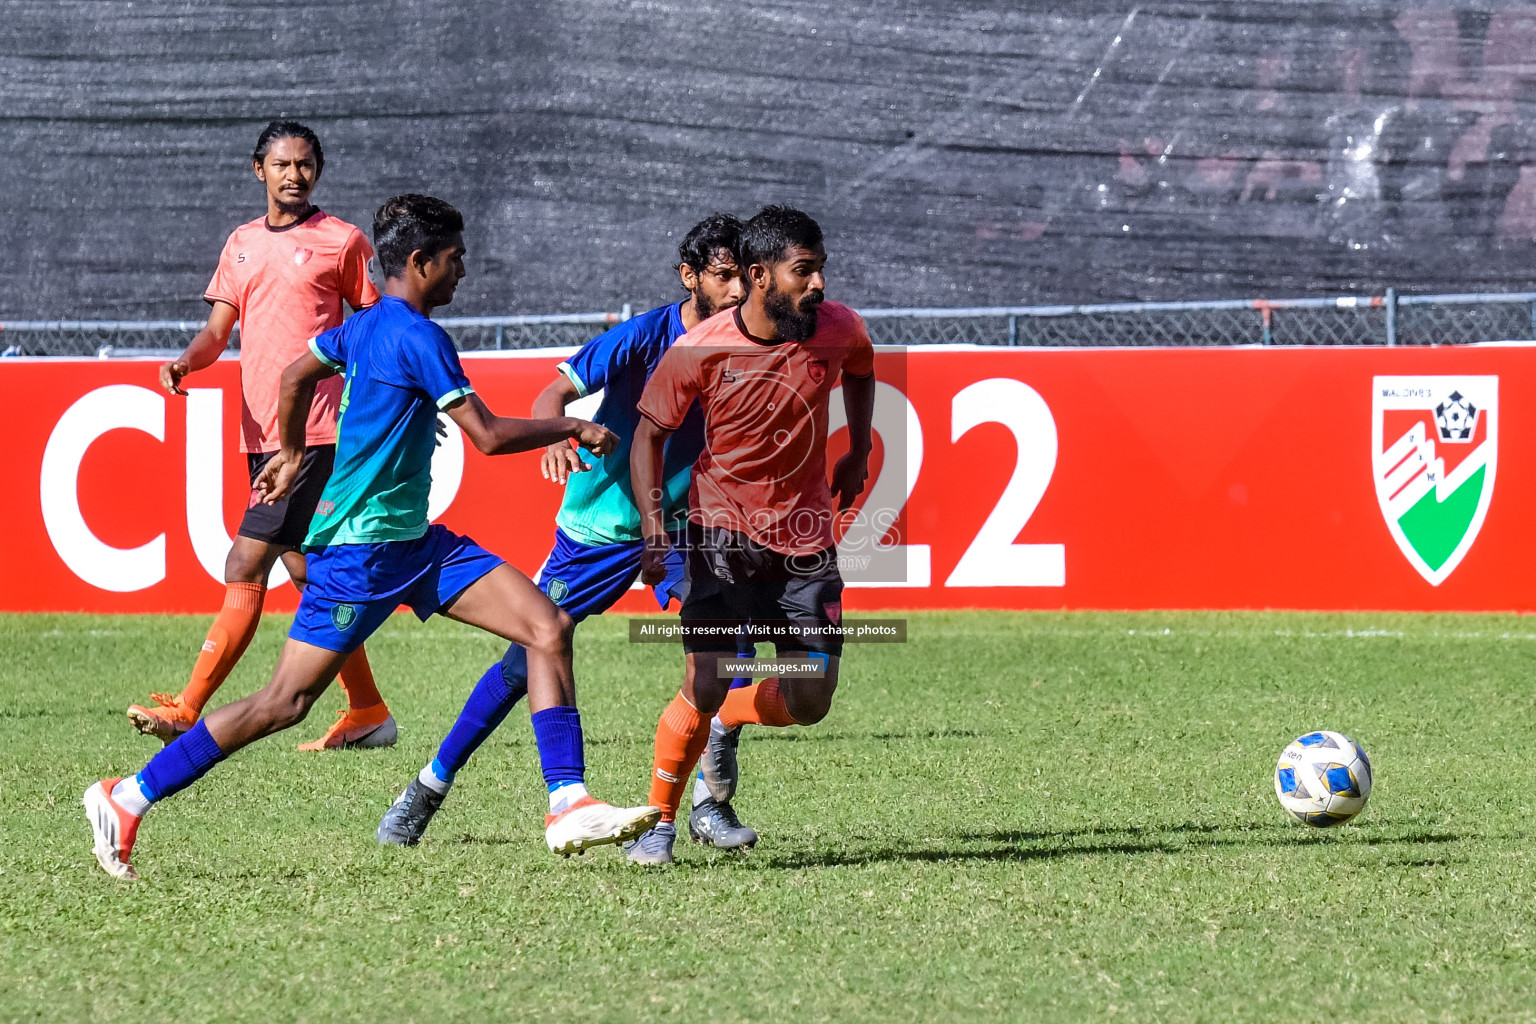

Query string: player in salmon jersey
126 121 397 751
623 206 876 864
83 194 659 881
374 214 763 849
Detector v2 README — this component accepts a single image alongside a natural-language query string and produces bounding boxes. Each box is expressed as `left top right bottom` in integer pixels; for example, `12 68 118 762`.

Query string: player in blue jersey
83 195 660 880
375 214 760 850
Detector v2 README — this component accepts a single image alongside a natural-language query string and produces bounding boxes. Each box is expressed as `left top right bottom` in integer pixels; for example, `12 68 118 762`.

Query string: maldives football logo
1372 376 1497 585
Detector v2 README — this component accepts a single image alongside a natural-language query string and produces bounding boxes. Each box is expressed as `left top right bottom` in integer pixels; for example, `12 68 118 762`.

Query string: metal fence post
1530 300 1536 340
621 303 633 321
1008 314 1018 346
494 324 504 350
1385 288 1397 347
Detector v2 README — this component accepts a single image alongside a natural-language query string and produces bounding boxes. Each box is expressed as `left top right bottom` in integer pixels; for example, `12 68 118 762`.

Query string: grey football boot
624 821 677 866
377 778 447 846
697 716 742 803
688 797 758 850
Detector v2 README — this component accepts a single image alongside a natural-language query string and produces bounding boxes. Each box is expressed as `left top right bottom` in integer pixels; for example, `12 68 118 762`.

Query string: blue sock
138 720 226 803
433 651 530 775
530 705 585 790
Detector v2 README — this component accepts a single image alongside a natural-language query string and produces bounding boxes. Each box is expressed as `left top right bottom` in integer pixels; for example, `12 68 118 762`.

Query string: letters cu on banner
4 346 1535 613
33 379 463 594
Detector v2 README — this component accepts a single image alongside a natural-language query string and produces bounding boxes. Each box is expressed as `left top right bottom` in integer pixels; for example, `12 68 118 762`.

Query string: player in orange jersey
624 206 876 864
126 121 396 751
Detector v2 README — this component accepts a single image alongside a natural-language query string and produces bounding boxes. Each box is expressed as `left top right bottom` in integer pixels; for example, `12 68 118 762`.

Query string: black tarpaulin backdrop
4 1 1536 318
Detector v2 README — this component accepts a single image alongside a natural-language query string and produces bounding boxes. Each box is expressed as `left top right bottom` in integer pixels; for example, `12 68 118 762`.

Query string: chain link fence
3 293 1535 357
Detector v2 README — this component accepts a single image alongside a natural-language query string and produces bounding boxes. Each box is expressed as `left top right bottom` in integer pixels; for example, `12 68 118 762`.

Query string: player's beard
763 280 823 342
691 288 733 321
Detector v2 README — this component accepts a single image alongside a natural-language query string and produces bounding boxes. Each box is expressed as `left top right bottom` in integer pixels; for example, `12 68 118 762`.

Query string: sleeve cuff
557 362 589 398
308 336 343 370
638 407 685 432
436 385 475 410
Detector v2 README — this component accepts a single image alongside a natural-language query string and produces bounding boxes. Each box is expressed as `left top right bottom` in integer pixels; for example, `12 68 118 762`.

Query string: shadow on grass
736 728 985 744
759 824 1466 871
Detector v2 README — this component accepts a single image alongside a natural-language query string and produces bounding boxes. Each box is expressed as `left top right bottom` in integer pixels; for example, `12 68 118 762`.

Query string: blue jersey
554 301 705 545
305 296 474 548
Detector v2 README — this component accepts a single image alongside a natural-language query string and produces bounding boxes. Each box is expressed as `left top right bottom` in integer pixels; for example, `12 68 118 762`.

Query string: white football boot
83 779 142 881
544 797 661 857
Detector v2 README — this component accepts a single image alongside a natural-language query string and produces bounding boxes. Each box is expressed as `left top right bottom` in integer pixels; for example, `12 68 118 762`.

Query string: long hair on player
678 213 744 274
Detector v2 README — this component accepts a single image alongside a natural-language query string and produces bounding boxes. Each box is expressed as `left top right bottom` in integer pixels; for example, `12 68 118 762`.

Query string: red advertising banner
2 345 1532 613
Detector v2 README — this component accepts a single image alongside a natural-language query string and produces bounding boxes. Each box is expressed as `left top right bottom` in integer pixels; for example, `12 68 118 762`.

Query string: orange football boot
126 693 198 745
297 703 398 751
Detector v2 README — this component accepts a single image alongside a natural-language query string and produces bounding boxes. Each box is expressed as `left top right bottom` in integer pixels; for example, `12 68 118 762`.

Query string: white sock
692 775 711 808
549 781 588 815
419 762 453 796
110 775 152 817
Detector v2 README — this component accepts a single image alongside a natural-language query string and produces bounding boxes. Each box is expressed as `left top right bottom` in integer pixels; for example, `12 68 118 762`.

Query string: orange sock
181 582 266 713
717 678 797 730
336 644 385 711
649 694 711 822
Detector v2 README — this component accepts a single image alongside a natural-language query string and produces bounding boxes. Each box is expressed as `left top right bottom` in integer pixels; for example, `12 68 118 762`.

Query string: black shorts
680 523 845 656
239 445 336 549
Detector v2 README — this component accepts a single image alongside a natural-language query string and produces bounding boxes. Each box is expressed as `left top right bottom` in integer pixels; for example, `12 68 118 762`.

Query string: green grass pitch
2 610 1534 1023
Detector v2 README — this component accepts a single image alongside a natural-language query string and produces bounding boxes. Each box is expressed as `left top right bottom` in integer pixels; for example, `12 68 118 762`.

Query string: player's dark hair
252 120 325 174
678 213 744 273
737 206 823 281
373 194 464 279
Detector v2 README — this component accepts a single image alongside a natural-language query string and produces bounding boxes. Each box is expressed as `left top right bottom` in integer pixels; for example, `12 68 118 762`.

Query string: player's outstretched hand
542 442 587 484
254 449 304 505
830 450 871 512
640 533 673 586
573 420 618 457
159 359 191 397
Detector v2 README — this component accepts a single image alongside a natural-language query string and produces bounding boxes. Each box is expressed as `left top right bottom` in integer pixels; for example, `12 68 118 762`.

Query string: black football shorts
680 523 846 656
238 445 336 549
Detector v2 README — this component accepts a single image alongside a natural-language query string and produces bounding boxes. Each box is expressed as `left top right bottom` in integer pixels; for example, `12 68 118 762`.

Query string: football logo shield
1372 376 1497 585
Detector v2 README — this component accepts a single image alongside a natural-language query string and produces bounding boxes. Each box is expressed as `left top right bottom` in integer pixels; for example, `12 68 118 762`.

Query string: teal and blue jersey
304 295 474 549
554 301 704 546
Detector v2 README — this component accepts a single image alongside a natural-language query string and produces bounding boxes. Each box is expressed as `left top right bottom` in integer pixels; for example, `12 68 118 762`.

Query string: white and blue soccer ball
1274 730 1372 827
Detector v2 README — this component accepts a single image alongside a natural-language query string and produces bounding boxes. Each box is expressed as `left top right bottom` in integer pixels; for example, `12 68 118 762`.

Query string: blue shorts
536 526 685 624
291 524 505 653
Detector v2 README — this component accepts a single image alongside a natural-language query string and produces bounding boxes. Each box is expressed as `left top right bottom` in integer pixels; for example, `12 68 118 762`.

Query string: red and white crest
293 247 313 266
807 360 828 385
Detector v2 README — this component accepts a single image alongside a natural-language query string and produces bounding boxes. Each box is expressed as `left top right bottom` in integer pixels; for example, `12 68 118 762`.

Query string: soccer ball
1274 730 1372 827
1435 391 1477 442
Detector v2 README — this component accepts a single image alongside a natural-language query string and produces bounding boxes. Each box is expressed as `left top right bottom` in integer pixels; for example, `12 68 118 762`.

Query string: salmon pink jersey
204 209 380 453
637 300 875 556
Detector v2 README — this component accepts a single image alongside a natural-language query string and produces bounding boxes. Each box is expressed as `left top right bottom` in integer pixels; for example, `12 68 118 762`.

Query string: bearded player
84 194 660 880
624 206 875 865
374 214 759 851
128 121 396 751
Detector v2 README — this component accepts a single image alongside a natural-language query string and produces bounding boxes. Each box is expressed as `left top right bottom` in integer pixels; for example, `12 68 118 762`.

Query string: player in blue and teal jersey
83 195 660 880
376 214 759 851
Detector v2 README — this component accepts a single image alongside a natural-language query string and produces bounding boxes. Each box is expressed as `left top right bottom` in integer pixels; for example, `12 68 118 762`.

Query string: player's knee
258 685 317 730
526 607 574 657
787 699 830 725
782 678 837 725
224 546 269 584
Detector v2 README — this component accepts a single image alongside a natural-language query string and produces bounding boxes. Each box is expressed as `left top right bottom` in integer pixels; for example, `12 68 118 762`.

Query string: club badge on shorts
331 603 358 630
